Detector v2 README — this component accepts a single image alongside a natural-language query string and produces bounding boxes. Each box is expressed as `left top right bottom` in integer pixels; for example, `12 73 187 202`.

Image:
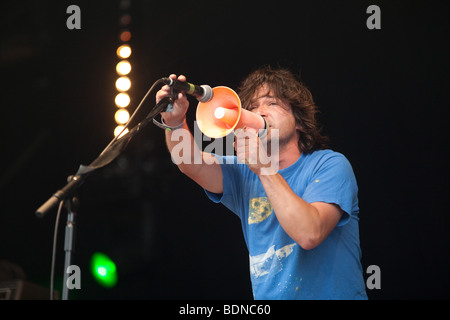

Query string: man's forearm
164 119 204 175
164 119 223 194
258 173 330 250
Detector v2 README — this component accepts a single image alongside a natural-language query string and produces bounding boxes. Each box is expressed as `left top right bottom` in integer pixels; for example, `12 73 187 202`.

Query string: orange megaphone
196 86 266 138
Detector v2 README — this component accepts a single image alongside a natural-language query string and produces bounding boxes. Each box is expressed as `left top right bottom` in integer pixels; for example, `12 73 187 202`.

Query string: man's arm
157 74 223 194
259 173 342 250
235 127 342 250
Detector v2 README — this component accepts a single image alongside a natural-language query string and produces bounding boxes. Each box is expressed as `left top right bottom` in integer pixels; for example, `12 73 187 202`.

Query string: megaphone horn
196 86 267 138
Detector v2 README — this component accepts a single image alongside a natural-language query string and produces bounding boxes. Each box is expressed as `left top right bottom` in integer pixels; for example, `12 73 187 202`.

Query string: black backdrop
0 0 449 300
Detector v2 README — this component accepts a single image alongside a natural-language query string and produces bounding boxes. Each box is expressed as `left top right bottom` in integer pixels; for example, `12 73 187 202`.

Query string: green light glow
90 252 118 288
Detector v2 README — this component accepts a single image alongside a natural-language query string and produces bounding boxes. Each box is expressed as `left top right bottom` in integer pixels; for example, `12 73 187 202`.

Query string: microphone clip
165 86 178 113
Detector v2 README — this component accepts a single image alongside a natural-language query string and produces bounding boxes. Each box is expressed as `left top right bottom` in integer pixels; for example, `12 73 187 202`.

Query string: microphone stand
61 196 78 300
35 93 174 300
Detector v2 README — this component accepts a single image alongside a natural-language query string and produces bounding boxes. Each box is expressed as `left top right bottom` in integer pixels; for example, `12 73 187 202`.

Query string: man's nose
254 105 268 117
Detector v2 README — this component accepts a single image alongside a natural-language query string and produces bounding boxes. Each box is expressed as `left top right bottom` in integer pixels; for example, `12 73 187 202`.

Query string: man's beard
263 128 297 157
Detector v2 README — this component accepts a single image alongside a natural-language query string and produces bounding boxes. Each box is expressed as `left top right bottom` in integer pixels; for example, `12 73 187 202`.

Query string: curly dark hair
237 66 329 153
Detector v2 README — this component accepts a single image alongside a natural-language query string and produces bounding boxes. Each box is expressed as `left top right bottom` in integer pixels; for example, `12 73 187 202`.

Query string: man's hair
237 66 329 153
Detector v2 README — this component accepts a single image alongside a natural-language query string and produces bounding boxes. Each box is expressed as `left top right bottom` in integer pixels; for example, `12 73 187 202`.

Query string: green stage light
90 252 118 288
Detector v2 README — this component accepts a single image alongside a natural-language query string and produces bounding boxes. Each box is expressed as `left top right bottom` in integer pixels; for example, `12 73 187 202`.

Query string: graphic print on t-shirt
248 197 296 283
248 197 273 224
249 243 296 280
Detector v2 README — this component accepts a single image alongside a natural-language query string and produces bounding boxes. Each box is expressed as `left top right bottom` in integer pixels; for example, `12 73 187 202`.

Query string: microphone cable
49 200 64 300
101 78 169 155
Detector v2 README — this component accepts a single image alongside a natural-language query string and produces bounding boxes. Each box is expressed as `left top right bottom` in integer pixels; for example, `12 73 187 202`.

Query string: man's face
247 84 298 147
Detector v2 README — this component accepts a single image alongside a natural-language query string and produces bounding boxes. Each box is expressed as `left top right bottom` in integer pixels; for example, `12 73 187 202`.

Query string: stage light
117 45 132 59
119 30 132 42
119 14 132 26
115 76 131 92
90 252 118 288
116 60 131 75
114 2 133 138
114 125 129 138
115 92 130 107
115 109 130 124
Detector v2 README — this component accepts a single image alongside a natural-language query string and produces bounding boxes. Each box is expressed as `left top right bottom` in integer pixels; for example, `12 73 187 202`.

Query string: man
156 67 367 299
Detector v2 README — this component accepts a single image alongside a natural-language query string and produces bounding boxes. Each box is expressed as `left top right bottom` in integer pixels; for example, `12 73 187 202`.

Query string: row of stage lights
114 1 133 137
88 0 133 289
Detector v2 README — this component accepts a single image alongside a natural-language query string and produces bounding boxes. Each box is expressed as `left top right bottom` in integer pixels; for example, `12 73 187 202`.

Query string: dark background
0 0 448 300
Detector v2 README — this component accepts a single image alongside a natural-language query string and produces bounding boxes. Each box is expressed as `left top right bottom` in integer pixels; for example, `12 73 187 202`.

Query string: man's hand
156 74 189 127
234 127 277 176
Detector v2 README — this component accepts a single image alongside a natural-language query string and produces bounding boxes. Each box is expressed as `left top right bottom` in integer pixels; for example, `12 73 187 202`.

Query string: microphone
161 77 213 103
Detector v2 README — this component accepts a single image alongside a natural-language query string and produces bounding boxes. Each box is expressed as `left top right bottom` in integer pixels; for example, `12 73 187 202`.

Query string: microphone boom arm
35 79 174 218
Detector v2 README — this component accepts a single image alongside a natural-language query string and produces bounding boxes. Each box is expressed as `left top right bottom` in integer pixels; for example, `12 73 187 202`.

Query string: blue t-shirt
205 149 368 300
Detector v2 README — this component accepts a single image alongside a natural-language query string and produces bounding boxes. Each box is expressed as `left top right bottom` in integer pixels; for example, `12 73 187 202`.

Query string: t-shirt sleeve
203 154 245 219
301 153 359 226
